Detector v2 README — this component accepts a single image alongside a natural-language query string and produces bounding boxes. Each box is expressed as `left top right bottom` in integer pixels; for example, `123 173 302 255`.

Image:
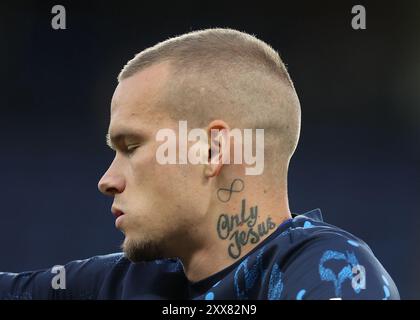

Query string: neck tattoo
216 195 277 259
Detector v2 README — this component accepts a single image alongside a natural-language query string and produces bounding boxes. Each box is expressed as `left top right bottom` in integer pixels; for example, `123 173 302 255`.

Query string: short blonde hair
119 28 301 169
118 28 294 89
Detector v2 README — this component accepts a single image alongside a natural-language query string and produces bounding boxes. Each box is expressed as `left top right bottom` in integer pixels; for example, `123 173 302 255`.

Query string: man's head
98 28 301 263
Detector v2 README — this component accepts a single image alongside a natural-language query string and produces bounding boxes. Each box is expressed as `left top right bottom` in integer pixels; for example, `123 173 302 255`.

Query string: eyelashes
125 144 140 156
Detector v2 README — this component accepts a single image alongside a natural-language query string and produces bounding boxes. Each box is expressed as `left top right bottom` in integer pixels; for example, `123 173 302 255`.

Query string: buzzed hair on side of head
118 28 301 175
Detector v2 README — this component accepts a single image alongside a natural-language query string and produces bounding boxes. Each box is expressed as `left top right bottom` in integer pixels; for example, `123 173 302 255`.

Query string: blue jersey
0 209 399 300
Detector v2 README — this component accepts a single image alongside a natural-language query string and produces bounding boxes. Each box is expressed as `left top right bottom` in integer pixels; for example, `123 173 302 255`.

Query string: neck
179 178 291 282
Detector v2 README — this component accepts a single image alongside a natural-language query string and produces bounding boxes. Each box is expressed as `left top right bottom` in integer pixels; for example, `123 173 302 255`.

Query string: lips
111 207 125 219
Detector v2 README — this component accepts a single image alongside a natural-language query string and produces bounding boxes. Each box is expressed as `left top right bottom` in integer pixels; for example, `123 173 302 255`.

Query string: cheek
164 166 210 218
127 147 181 200
129 144 209 217
129 145 159 180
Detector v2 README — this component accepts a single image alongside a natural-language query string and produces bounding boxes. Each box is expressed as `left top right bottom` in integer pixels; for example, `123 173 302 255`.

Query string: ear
204 120 230 178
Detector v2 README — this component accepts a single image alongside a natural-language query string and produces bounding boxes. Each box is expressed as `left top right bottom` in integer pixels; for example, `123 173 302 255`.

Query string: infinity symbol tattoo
217 179 245 203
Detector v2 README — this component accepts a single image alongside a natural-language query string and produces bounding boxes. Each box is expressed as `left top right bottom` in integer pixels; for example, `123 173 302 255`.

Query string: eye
125 144 140 156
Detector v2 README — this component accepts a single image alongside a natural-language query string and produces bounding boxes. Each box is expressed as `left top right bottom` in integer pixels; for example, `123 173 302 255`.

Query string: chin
122 236 165 262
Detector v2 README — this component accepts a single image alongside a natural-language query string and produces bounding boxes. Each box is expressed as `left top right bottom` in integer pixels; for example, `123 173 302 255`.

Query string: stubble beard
122 235 165 262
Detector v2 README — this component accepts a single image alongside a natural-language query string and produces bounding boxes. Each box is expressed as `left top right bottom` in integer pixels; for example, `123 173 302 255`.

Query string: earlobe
205 148 224 178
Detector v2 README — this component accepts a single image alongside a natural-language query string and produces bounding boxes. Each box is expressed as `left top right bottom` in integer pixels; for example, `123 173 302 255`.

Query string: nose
98 162 126 196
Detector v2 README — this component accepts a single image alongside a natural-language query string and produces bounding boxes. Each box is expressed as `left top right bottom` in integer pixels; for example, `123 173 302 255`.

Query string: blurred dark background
0 1 419 298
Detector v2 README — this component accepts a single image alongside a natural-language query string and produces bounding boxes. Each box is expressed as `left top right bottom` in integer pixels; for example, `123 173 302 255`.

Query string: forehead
110 62 172 131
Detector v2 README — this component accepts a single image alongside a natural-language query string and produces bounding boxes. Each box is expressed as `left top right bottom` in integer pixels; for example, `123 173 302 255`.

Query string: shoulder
63 252 128 277
265 211 400 300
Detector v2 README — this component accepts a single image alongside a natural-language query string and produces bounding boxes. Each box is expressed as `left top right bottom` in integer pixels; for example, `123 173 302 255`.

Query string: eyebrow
105 133 114 150
106 130 145 150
